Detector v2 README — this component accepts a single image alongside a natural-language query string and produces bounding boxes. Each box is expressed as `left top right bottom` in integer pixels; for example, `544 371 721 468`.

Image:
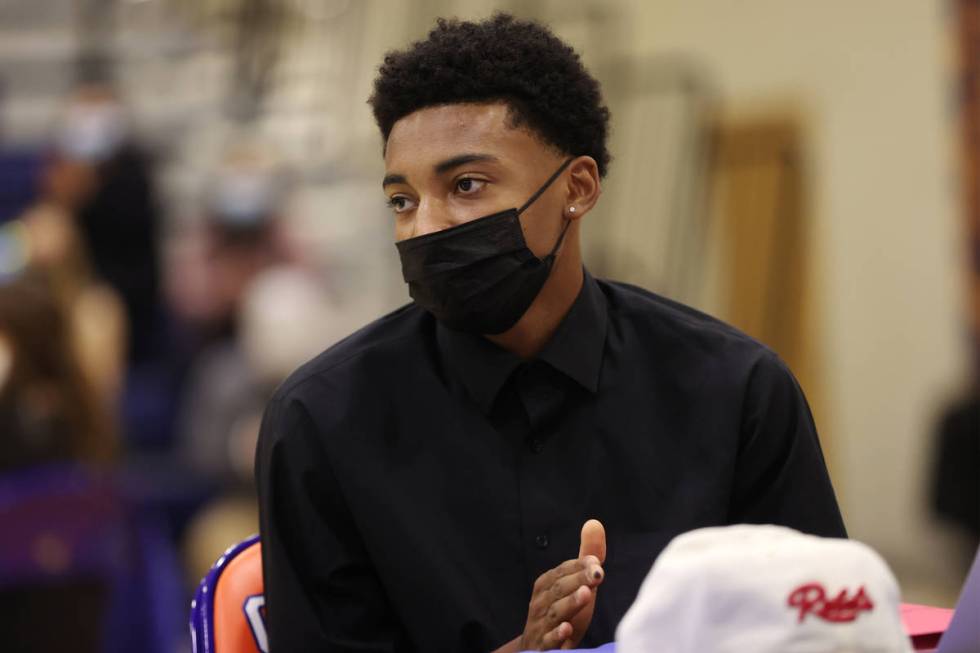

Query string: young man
256 14 845 652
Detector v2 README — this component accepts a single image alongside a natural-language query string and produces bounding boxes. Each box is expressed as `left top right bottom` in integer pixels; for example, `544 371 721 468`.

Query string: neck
486 229 583 359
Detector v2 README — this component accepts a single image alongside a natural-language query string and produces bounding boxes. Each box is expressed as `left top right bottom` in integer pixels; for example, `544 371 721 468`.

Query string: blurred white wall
628 0 966 602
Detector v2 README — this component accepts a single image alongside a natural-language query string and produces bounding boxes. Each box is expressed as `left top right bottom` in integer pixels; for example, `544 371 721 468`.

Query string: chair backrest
190 535 268 653
0 464 132 653
0 464 127 585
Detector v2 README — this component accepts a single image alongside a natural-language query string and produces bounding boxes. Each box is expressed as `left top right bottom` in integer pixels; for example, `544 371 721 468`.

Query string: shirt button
535 534 550 549
528 438 544 453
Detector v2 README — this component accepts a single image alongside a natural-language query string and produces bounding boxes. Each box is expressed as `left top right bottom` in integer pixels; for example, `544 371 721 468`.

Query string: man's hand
520 520 606 651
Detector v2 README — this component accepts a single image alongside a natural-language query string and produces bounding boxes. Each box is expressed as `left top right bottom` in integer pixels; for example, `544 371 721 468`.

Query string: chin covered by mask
395 158 574 335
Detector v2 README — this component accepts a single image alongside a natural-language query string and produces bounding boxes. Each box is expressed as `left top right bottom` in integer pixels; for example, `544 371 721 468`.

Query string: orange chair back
190 535 267 653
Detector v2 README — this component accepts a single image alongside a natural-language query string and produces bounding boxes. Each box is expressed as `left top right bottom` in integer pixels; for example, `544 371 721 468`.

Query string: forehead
384 103 548 171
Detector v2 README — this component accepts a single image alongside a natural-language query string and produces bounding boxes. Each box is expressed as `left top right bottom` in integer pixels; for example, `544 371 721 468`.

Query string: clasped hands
495 519 607 652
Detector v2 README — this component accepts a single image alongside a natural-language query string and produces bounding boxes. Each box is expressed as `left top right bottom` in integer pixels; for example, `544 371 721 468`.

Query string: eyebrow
382 153 499 188
433 153 498 174
382 173 406 188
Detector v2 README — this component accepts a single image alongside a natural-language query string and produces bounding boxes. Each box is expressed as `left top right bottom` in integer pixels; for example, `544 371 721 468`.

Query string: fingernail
592 566 603 580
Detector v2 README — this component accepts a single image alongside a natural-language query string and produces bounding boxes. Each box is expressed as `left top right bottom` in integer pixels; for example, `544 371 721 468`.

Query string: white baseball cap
616 525 913 653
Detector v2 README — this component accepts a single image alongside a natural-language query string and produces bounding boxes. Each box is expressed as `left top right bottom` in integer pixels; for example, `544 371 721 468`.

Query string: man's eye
387 196 417 213
455 178 486 194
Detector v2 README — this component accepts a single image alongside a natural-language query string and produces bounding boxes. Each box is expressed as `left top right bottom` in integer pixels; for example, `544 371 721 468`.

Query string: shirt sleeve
728 352 847 538
255 394 408 652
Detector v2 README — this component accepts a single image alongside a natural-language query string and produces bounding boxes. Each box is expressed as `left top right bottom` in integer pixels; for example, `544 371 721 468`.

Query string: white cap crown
616 525 912 653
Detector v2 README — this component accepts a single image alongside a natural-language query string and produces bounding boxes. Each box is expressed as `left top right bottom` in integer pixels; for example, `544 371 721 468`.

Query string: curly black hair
369 13 611 177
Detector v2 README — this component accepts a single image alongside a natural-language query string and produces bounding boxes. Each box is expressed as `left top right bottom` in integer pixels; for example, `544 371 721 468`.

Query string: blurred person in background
3 80 173 452
172 147 321 583
55 81 165 367
5 150 128 421
0 263 187 653
0 272 119 653
165 144 298 348
0 270 115 472
49 81 185 454
179 264 339 585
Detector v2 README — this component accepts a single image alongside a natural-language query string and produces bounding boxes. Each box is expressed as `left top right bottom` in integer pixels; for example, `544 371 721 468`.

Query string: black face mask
396 158 574 334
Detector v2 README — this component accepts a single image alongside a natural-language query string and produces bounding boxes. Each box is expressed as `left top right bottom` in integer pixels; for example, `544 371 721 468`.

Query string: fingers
578 519 606 563
547 560 604 602
548 584 592 624
528 563 602 636
532 558 587 595
523 551 607 651
542 621 572 649
530 557 603 611
535 584 590 644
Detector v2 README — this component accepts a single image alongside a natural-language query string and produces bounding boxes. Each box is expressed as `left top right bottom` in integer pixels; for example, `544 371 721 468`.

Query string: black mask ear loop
516 157 575 265
541 216 572 265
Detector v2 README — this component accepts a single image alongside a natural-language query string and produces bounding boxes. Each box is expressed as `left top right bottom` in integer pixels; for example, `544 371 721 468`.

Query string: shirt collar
437 268 608 414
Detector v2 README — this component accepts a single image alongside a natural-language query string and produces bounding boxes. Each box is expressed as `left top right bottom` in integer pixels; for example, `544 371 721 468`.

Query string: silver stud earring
568 206 577 214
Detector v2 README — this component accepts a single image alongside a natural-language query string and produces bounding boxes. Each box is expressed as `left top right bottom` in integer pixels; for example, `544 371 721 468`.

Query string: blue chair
0 464 185 653
0 465 133 652
190 535 267 653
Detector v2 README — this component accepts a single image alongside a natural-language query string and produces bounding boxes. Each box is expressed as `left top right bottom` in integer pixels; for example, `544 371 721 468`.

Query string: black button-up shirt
256 270 845 652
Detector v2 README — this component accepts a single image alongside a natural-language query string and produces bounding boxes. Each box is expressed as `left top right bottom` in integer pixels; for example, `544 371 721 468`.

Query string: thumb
578 519 606 563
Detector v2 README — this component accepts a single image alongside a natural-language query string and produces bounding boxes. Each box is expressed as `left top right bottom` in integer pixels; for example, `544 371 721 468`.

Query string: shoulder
599 281 796 395
270 301 433 405
597 280 810 431
597 278 784 379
